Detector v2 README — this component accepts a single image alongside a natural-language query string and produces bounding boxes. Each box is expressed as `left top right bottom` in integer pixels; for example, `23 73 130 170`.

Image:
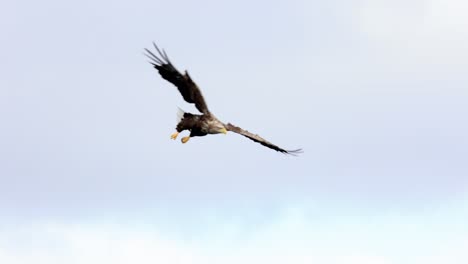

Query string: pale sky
1 0 467 263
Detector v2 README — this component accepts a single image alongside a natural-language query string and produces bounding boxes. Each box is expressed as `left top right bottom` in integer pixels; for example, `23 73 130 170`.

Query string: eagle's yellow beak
220 127 227 134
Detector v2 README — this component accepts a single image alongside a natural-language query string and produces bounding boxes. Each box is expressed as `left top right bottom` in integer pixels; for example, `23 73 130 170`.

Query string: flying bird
144 43 302 155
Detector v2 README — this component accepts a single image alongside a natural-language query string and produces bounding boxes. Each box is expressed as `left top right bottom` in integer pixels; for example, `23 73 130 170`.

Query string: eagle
145 43 302 155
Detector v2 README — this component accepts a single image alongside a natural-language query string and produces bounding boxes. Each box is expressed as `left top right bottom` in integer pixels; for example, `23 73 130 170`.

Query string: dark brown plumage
144 45 209 115
145 43 302 155
225 123 302 155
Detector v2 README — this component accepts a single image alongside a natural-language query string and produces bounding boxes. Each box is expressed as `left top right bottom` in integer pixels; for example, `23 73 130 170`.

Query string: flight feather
145 43 210 115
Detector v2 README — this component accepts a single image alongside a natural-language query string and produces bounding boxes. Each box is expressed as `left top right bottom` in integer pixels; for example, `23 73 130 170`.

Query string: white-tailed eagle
145 43 302 155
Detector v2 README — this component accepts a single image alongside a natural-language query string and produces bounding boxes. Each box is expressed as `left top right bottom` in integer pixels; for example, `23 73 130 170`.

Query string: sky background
1 0 468 263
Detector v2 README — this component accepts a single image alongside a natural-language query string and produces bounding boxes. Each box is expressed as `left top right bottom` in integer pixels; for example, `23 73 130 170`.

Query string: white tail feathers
176 107 185 123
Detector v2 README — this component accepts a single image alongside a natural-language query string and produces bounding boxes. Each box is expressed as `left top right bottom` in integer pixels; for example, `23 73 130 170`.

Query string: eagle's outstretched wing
145 43 210 115
225 123 303 155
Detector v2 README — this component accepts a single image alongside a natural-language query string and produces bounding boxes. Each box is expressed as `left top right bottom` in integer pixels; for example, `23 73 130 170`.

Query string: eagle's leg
170 131 179 140
181 136 190 144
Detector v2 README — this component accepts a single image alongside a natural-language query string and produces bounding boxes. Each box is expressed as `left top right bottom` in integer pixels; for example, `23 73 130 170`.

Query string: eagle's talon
170 132 179 140
181 136 190 144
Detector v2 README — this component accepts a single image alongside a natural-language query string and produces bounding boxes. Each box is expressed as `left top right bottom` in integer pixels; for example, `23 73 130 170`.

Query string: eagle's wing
145 43 210 115
225 123 302 155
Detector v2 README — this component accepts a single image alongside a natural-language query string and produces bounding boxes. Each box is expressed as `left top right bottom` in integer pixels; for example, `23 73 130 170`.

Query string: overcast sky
1 0 467 263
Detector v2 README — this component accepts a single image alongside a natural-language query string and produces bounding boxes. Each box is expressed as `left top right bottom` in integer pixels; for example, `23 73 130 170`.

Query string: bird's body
176 111 226 137
145 43 302 155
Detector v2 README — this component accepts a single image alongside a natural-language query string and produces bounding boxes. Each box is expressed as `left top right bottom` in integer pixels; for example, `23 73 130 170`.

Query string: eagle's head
219 126 228 134
207 120 227 135
214 124 227 134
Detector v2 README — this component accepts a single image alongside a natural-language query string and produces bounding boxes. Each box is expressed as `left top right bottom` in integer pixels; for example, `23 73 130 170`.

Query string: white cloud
1 203 468 264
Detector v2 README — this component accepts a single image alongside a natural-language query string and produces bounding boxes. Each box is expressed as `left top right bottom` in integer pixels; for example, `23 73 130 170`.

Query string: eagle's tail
176 107 185 124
